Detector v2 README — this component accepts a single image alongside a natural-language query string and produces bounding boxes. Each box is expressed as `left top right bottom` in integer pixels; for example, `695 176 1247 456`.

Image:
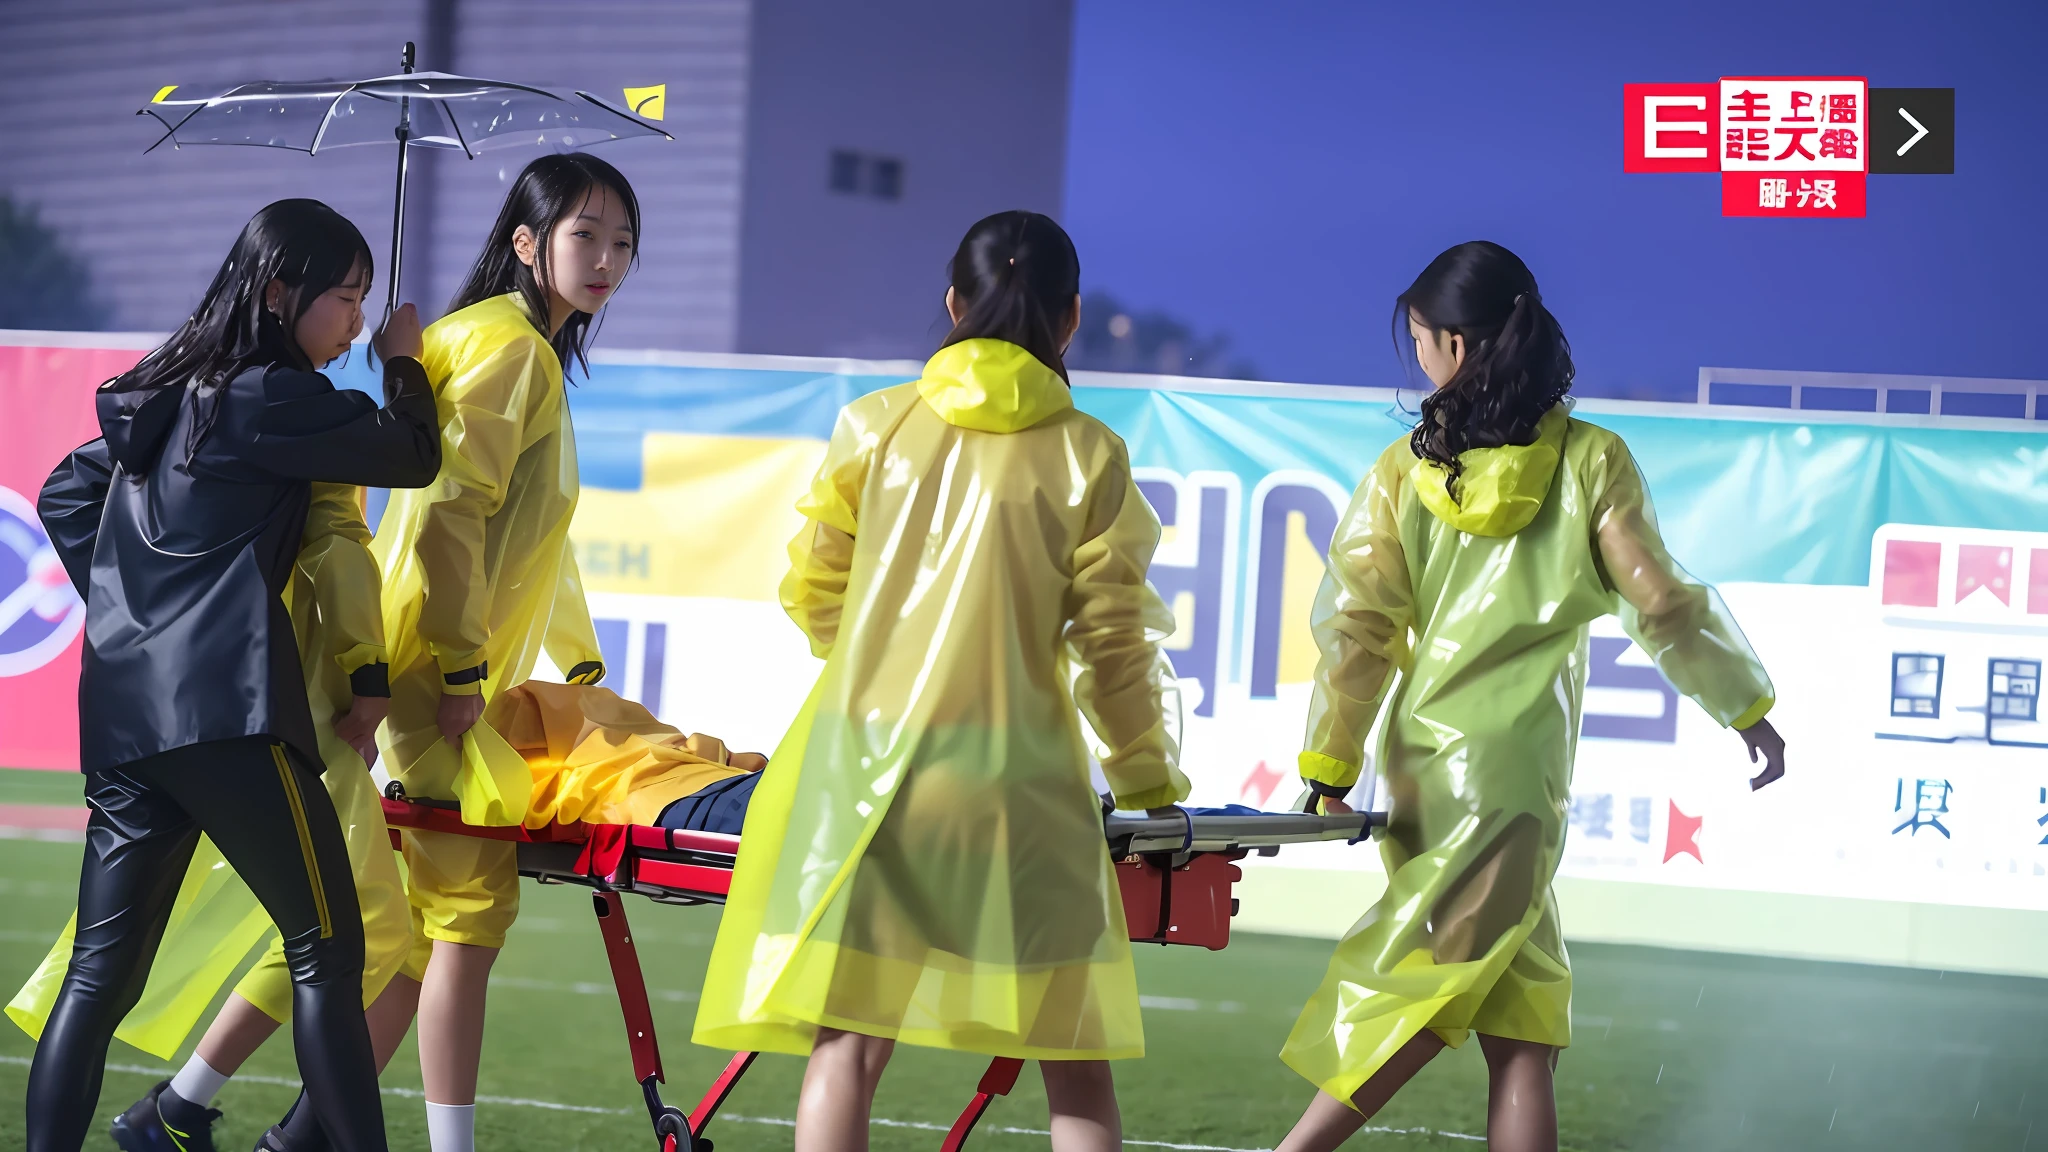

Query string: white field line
0 1054 1490 1146
486 975 1247 1016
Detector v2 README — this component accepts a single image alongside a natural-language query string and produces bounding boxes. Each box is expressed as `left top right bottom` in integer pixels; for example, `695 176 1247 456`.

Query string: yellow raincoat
1280 408 1773 1104
371 293 604 949
8 483 412 1054
693 339 1188 1061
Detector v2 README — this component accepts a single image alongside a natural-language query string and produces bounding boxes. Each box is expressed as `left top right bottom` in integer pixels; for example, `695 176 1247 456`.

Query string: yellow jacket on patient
693 338 1188 1062
8 484 412 1055
1280 409 1772 1105
490 680 753 828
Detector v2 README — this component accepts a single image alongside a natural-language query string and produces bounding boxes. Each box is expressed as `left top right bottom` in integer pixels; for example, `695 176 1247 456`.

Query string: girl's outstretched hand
374 302 424 362
1738 717 1786 790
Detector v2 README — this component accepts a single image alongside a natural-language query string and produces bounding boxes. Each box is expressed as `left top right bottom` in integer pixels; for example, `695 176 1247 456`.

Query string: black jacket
40 356 441 772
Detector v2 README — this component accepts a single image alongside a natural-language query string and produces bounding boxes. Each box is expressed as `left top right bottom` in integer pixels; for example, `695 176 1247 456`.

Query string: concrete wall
0 0 425 333
734 0 1074 359
411 0 751 352
0 0 751 351
0 0 1072 359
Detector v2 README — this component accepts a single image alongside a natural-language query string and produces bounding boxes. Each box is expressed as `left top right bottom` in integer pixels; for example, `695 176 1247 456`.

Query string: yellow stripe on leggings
271 743 334 939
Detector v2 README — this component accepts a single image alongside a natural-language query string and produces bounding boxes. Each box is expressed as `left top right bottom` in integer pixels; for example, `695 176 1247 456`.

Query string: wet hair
940 210 1081 380
1397 241 1575 489
102 198 372 464
448 152 640 377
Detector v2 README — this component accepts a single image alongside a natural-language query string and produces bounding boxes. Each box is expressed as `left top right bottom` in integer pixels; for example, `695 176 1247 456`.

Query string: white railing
1698 366 2043 420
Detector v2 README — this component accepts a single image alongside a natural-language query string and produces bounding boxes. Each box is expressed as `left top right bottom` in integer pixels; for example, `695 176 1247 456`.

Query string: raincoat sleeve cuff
334 642 386 677
439 661 489 695
1113 781 1187 813
348 662 391 699
433 644 486 675
1730 693 1775 731
1298 750 1362 791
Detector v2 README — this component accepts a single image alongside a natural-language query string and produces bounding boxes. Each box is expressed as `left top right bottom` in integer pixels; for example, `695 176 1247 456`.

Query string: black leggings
26 736 385 1152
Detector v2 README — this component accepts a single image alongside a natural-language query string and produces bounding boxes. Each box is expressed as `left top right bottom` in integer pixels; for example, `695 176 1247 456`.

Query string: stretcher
381 787 1385 1152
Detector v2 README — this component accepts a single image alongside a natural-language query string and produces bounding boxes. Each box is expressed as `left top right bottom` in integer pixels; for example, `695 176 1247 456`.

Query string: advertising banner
6 334 2047 964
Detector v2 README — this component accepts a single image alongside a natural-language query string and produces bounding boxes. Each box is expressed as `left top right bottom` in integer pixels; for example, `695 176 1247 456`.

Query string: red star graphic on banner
1241 760 1284 807
1664 801 1704 863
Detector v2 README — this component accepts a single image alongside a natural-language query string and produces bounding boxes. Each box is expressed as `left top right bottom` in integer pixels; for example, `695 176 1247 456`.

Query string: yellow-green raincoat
693 339 1188 1061
8 483 412 1054
1281 408 1772 1104
372 292 605 818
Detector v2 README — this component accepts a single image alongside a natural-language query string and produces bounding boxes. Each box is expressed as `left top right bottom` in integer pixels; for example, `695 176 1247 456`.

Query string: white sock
167 1054 230 1108
425 1102 477 1152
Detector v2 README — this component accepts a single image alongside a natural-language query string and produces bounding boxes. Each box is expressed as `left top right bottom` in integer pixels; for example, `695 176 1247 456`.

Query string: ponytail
1398 241 1575 491
940 210 1081 380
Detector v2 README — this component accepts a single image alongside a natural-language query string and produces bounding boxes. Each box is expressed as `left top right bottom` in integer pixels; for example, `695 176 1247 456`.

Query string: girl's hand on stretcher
438 691 487 749
1316 796 1354 815
335 696 389 770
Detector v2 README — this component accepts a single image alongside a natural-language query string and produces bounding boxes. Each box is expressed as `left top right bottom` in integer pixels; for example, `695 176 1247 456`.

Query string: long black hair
1397 241 1575 489
448 152 640 376
940 210 1081 381
102 198 372 465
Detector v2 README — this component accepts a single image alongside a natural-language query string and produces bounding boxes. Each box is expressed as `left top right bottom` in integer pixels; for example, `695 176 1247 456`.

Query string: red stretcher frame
381 791 1383 1152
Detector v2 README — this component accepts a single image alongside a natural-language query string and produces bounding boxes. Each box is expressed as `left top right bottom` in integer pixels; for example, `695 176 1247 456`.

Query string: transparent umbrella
139 42 671 315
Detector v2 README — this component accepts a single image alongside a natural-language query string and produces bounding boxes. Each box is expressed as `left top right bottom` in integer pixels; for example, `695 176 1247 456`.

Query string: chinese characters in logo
1720 77 1868 218
1893 777 1954 839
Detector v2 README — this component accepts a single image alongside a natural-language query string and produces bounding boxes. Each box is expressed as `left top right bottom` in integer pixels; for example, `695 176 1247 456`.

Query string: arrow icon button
1897 108 1930 156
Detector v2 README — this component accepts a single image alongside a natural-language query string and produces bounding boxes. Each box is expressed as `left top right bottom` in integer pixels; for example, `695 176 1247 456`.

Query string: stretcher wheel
654 1107 694 1152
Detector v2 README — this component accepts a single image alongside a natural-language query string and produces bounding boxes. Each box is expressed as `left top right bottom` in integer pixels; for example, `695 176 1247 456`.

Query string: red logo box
1624 83 1718 172
1721 171 1867 217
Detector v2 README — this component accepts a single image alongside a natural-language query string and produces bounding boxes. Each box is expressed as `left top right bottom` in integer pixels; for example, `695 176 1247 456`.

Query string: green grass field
2 769 2044 1152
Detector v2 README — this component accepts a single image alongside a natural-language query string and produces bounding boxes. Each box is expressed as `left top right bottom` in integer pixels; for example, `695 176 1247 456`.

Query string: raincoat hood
97 383 185 474
1410 405 1570 537
915 339 1071 433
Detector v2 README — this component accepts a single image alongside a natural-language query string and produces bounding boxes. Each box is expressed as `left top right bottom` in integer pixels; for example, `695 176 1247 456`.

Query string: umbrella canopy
140 73 666 157
137 43 671 313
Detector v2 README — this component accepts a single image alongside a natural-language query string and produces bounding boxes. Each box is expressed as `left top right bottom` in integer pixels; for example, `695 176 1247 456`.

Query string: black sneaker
109 1081 169 1152
111 1080 221 1152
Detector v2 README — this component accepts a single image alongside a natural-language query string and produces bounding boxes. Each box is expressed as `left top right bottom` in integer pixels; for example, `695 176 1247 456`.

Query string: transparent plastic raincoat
8 484 412 1054
693 339 1187 1061
372 293 605 817
1280 407 1773 1104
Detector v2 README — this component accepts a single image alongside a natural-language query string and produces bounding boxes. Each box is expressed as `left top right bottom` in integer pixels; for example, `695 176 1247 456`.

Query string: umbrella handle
385 41 416 322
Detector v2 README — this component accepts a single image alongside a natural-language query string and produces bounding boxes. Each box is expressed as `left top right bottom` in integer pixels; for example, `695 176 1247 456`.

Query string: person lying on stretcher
479 680 768 836
484 680 1223 839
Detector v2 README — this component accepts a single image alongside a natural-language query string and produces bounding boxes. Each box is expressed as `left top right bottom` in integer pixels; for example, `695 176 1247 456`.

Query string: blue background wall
1062 0 2048 398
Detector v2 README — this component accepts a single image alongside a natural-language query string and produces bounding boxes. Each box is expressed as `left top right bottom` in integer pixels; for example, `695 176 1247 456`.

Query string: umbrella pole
386 41 416 320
